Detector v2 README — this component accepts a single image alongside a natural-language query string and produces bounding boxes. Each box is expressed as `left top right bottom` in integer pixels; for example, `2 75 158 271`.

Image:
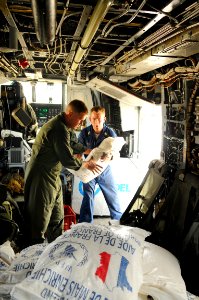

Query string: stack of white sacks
0 222 196 300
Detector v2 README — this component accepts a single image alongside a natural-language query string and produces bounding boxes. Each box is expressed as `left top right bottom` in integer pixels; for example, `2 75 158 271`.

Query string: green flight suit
24 113 86 245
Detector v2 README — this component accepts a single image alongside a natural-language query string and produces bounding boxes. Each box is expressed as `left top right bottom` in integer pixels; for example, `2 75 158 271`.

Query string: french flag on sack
95 252 132 292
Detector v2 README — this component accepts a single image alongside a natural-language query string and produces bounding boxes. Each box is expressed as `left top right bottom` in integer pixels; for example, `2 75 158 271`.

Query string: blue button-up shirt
78 124 117 152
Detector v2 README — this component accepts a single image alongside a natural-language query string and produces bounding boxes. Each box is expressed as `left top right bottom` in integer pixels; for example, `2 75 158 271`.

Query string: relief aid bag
67 137 125 183
0 240 16 266
0 243 47 298
140 241 187 300
0 243 47 287
11 223 149 300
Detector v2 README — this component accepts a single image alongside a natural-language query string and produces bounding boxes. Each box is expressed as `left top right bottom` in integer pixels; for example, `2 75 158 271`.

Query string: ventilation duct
31 0 57 45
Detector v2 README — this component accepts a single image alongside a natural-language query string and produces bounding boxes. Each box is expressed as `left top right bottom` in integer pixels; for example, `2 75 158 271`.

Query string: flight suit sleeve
53 127 82 170
78 129 87 147
70 131 87 154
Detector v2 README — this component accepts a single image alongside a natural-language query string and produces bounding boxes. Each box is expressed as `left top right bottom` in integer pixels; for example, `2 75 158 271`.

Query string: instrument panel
30 103 62 127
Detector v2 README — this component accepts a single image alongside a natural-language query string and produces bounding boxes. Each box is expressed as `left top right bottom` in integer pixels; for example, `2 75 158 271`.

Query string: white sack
11 223 146 300
0 241 16 265
140 241 187 300
67 137 125 183
0 243 47 285
0 243 47 298
0 258 9 271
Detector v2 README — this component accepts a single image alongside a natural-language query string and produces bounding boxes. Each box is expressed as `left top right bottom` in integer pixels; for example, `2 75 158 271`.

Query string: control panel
30 103 62 127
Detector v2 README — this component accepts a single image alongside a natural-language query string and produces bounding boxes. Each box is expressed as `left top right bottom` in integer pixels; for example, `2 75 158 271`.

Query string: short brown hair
90 106 105 114
68 100 88 114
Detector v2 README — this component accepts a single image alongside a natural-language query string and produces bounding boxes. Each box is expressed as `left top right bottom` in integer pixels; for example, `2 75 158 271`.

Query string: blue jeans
79 166 122 223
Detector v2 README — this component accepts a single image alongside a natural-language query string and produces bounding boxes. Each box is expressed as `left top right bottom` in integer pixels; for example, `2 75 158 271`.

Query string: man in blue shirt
78 106 122 223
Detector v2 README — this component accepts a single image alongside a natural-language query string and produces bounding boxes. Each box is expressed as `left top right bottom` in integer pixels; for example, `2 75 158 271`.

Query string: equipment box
64 205 76 231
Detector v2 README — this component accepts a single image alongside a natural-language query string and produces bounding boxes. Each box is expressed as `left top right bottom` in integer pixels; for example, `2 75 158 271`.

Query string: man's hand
83 149 92 155
100 152 112 162
74 153 83 160
83 158 103 174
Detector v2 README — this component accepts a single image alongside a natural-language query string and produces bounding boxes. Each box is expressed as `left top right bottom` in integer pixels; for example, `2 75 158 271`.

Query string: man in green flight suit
23 99 101 247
